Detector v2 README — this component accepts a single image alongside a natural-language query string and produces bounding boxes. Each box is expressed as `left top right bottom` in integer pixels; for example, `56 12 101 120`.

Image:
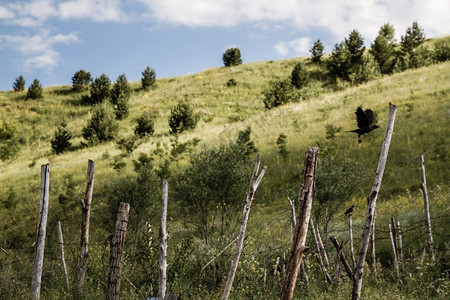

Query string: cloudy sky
0 0 449 91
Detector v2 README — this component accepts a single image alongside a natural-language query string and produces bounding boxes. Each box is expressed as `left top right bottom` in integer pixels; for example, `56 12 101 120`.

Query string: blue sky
0 0 449 91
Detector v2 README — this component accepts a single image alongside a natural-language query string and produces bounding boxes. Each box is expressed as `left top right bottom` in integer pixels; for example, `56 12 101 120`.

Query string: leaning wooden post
159 180 169 300
390 217 398 255
57 221 69 289
397 220 404 272
330 236 354 280
107 202 130 300
352 103 397 300
280 147 318 300
388 224 400 280
76 160 95 298
348 214 356 268
30 164 50 300
222 155 266 300
310 218 333 284
316 226 330 269
419 154 435 262
369 216 377 274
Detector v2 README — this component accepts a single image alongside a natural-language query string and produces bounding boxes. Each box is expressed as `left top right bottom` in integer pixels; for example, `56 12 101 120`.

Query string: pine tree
82 103 119 144
141 66 156 90
345 30 365 65
291 62 309 89
276 133 289 161
310 40 324 63
13 75 25 92
88 73 111 104
26 79 43 99
223 48 243 67
111 74 131 119
401 21 425 53
51 122 72 154
72 70 92 92
327 42 352 80
370 23 397 74
236 126 257 157
168 101 198 134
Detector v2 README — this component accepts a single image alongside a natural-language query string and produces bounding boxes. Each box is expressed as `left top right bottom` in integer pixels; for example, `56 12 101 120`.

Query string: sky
0 0 449 91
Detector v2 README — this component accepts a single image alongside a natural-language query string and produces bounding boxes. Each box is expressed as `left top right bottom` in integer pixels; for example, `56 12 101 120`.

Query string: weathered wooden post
330 236 354 280
159 180 169 300
348 214 356 268
57 221 69 289
419 154 435 262
352 103 397 300
280 147 318 300
310 218 333 284
316 226 330 269
222 155 266 300
388 224 400 280
369 219 376 274
390 217 398 255
76 160 95 298
107 202 130 300
30 164 50 300
397 220 404 272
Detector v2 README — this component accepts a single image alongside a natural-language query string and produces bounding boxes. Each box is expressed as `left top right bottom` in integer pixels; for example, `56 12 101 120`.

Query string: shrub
111 74 131 119
51 121 72 154
276 133 288 160
226 78 237 87
434 41 450 62
291 62 309 89
262 80 293 109
168 101 198 134
88 73 111 104
0 119 20 161
134 113 155 137
310 40 324 63
13 75 25 92
236 126 257 157
26 79 43 99
223 47 242 67
82 103 119 144
71 70 92 92
116 136 141 155
353 53 381 84
141 66 156 90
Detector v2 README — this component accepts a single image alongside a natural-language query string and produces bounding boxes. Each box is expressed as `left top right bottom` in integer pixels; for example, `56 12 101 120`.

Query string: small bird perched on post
344 205 355 216
348 107 379 143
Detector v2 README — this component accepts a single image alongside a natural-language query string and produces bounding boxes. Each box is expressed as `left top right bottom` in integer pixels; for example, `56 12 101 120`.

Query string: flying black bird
344 205 355 217
348 107 379 143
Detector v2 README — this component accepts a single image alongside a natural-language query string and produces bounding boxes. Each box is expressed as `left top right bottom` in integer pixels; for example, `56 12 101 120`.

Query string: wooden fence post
348 214 356 268
159 180 169 300
221 155 266 300
310 218 333 284
329 236 354 280
369 217 377 274
352 103 397 300
388 224 400 280
30 164 50 300
76 160 95 298
316 226 329 269
280 147 318 300
419 154 435 262
107 202 130 300
57 221 69 289
397 220 404 272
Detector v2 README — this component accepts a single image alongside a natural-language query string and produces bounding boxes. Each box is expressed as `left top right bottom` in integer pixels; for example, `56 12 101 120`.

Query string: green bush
12 75 25 92
276 133 288 160
82 104 119 144
353 53 381 84
26 79 43 99
71 70 92 92
0 119 20 161
434 41 450 62
226 78 237 87
50 121 72 154
134 113 155 137
141 66 156 90
236 126 257 157
87 73 111 104
291 62 309 89
223 47 243 67
262 79 294 109
168 101 198 134
111 74 131 119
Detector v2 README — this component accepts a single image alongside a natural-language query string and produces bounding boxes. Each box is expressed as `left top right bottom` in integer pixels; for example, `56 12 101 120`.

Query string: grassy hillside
0 48 449 299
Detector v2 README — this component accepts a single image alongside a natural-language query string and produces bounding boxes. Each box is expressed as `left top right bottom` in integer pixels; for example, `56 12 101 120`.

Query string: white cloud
0 6 15 19
275 37 311 57
58 0 127 22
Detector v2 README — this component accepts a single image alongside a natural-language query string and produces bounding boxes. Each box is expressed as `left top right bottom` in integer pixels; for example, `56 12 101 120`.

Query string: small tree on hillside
51 121 72 154
223 47 243 67
134 113 155 137
13 75 25 92
88 73 111 104
310 40 324 63
262 79 294 109
82 103 119 144
168 101 198 134
72 70 92 92
370 23 397 74
291 62 309 89
141 66 156 90
276 133 289 161
345 29 365 65
26 79 43 99
111 74 131 119
327 42 352 80
401 21 425 53
0 119 20 161
235 126 257 157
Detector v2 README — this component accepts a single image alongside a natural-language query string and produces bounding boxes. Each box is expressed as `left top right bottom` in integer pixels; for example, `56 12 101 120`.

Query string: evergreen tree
276 133 289 161
327 42 351 80
88 74 111 104
82 103 119 144
262 79 294 109
26 79 43 99
111 74 131 119
353 53 381 84
345 29 365 65
141 66 156 90
291 62 309 89
310 40 324 63
13 75 25 92
51 121 72 154
223 48 243 67
370 23 397 74
168 101 198 134
401 21 425 53
72 70 92 92
236 126 257 157
134 113 155 137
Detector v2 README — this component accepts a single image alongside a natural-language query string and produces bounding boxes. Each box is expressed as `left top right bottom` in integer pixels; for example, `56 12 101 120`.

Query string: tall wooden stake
397 220 404 272
369 215 377 274
280 147 318 300
222 155 266 300
159 180 169 300
107 202 130 300
310 218 333 284
419 154 435 262
30 164 50 300
57 221 69 289
348 214 356 268
352 103 397 300
330 236 354 280
76 160 95 298
316 226 330 269
388 224 399 280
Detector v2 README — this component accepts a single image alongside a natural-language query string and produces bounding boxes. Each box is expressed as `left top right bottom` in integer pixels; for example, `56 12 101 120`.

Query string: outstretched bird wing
364 109 375 126
355 107 370 129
